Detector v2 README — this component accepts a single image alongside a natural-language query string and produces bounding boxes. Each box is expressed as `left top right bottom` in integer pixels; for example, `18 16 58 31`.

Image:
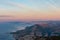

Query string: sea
0 22 33 40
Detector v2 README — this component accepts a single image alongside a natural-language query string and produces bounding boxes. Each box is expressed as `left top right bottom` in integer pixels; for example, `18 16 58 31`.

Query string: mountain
11 23 60 38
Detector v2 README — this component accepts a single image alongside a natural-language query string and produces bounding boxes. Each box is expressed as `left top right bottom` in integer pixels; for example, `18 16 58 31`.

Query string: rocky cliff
10 24 60 40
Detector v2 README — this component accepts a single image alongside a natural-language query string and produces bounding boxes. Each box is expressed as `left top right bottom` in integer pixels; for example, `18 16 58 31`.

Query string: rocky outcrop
10 24 60 40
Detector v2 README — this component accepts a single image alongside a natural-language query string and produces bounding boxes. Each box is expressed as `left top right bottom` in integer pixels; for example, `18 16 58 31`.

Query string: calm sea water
0 34 14 40
0 22 32 40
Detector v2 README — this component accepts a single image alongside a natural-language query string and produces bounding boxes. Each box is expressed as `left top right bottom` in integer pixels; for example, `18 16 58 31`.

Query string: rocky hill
10 23 60 40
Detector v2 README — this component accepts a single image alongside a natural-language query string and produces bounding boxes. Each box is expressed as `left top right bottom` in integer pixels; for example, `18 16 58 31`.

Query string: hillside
10 24 60 40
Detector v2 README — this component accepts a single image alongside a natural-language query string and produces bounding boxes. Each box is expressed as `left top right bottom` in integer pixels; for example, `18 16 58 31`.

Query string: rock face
10 24 44 40
10 24 60 40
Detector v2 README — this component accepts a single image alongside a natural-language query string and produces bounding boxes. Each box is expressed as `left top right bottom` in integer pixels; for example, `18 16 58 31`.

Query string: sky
0 0 60 22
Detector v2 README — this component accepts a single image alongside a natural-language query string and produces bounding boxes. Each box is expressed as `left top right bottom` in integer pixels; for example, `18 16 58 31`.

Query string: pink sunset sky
0 0 60 22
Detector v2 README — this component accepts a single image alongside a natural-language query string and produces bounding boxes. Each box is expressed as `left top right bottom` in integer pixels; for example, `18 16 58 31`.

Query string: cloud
46 0 56 9
46 0 60 13
0 0 29 11
0 0 60 21
5 1 37 11
46 0 60 10
0 15 14 17
6 1 28 9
